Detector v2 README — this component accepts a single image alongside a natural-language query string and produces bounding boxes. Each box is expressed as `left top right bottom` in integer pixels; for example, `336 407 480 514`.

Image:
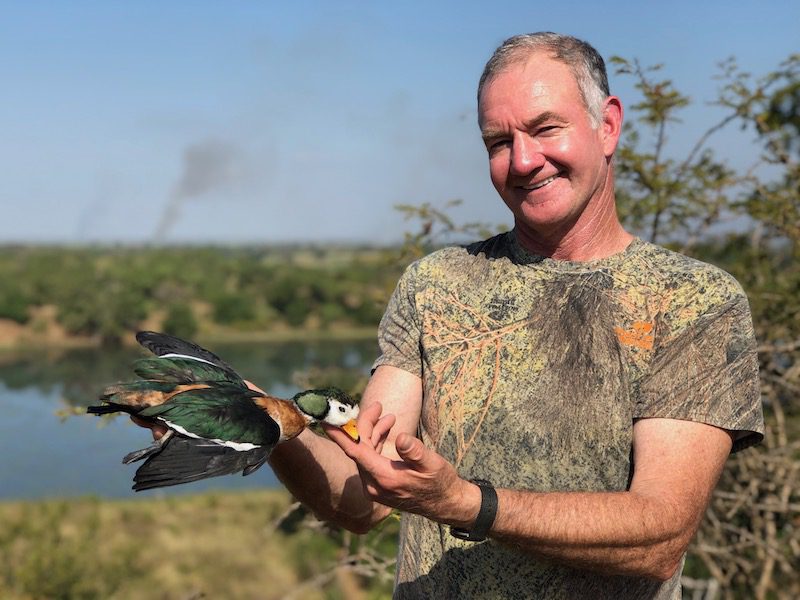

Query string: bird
87 331 360 491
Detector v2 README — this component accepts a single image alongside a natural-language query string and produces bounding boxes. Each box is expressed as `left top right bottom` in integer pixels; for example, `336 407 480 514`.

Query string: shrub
162 303 198 338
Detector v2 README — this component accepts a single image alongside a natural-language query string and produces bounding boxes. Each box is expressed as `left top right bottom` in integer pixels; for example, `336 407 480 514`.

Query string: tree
162 302 198 339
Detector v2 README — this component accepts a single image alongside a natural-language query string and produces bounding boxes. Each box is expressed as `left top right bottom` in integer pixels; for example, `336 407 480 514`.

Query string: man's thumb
396 434 426 465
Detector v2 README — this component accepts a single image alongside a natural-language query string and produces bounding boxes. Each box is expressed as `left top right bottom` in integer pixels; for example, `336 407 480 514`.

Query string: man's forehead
478 54 578 126
484 52 574 94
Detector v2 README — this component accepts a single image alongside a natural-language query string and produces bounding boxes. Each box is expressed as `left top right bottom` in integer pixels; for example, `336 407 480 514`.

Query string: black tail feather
87 403 132 416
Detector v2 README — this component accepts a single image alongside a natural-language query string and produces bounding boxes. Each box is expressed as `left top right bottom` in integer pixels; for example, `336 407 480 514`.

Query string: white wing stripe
163 421 261 452
159 353 219 367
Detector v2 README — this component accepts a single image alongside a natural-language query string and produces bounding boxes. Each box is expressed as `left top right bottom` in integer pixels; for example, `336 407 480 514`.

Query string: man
271 32 765 598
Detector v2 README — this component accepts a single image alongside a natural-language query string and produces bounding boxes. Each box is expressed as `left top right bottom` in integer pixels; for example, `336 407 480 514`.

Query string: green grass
0 490 397 600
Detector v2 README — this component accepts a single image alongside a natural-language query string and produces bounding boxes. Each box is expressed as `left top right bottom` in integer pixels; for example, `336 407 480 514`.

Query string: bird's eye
339 406 346 413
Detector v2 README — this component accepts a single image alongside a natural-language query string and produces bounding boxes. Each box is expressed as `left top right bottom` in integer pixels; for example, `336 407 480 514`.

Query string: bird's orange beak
341 419 360 442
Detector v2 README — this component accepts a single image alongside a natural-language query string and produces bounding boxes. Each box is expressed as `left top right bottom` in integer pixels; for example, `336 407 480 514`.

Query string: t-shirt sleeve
635 281 764 453
371 263 424 377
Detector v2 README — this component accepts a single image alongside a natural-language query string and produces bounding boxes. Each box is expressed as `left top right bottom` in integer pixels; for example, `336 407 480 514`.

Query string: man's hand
130 415 168 439
324 402 481 529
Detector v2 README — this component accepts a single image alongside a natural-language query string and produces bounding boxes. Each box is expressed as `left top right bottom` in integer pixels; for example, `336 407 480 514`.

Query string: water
0 339 378 500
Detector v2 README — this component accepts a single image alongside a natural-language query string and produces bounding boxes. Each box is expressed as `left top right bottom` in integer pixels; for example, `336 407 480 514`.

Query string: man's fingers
371 414 396 449
325 401 384 450
355 401 383 443
324 424 361 454
372 415 396 455
130 415 168 441
327 425 394 476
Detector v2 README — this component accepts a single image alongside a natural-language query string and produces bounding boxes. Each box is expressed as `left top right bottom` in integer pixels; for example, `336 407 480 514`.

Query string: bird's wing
138 385 281 447
132 356 244 386
136 331 239 375
132 436 271 491
89 333 247 416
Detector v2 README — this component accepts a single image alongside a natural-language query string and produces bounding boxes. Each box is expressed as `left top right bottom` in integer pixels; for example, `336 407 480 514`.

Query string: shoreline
0 325 378 355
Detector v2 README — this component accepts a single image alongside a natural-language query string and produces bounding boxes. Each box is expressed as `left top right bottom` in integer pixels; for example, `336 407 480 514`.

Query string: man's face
478 54 618 240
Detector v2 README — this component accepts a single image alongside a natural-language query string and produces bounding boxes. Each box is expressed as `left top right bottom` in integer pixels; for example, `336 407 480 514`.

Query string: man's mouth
520 173 561 191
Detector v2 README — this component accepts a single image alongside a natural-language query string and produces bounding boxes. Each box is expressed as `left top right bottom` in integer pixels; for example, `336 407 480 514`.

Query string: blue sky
2 1 797 245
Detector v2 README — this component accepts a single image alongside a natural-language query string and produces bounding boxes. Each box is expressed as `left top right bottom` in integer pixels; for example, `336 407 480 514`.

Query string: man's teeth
523 174 559 190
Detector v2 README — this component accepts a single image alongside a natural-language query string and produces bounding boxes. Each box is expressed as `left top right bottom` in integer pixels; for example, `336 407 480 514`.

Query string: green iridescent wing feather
132 357 244 386
139 384 280 446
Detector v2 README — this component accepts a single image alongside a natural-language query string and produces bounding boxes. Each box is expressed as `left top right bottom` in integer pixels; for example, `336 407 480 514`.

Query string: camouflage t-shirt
373 230 764 600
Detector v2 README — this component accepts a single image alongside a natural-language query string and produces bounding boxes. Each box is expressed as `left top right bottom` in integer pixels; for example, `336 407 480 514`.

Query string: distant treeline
0 245 402 344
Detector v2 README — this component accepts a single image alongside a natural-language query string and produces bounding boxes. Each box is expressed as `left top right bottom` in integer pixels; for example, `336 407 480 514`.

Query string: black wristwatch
450 479 498 542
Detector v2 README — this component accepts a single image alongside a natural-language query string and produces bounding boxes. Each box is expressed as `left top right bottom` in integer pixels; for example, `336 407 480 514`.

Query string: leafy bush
162 303 198 338
211 292 256 326
0 245 401 344
0 287 30 323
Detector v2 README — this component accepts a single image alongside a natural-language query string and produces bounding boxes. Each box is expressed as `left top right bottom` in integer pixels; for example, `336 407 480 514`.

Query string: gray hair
478 32 610 128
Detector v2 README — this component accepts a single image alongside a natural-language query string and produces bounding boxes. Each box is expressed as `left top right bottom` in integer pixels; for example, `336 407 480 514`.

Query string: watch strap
450 479 498 542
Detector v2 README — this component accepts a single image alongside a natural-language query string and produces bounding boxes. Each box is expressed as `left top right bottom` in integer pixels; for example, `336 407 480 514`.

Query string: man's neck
514 192 634 262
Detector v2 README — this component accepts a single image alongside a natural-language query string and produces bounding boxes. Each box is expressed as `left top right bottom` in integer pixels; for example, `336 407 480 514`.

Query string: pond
0 339 378 500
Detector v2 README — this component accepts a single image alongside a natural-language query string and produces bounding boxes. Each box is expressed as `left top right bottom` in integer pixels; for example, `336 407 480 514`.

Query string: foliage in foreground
0 490 397 600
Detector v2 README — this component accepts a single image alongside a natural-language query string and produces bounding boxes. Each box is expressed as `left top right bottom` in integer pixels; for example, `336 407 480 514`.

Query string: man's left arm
327 415 733 582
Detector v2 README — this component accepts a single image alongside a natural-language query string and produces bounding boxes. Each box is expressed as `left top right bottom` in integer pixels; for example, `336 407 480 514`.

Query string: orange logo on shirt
615 321 654 350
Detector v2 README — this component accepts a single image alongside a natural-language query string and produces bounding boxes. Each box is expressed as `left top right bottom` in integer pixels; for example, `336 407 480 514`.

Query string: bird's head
292 387 360 441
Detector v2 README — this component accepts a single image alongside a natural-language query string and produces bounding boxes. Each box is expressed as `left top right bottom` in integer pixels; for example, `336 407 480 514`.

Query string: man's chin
510 198 573 229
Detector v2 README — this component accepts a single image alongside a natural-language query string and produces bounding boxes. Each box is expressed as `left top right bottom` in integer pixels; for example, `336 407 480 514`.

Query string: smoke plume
154 138 244 241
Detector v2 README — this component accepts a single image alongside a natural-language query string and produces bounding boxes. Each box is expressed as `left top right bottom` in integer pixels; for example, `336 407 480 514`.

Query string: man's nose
509 135 545 176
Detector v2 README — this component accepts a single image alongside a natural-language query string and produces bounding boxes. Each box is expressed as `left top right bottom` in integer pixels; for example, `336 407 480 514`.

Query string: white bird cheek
328 411 349 427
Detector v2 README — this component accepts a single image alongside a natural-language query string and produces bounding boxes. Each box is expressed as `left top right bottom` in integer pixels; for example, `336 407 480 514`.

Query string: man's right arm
267 365 423 533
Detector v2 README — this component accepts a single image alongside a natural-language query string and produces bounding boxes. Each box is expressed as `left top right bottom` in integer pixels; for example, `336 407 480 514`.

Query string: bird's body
88 331 359 491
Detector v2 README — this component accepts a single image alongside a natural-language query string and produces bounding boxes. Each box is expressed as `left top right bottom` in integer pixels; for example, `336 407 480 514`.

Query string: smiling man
269 33 764 599
479 44 631 260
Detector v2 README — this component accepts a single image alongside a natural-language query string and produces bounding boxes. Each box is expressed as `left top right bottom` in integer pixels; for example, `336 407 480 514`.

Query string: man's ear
601 96 623 157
